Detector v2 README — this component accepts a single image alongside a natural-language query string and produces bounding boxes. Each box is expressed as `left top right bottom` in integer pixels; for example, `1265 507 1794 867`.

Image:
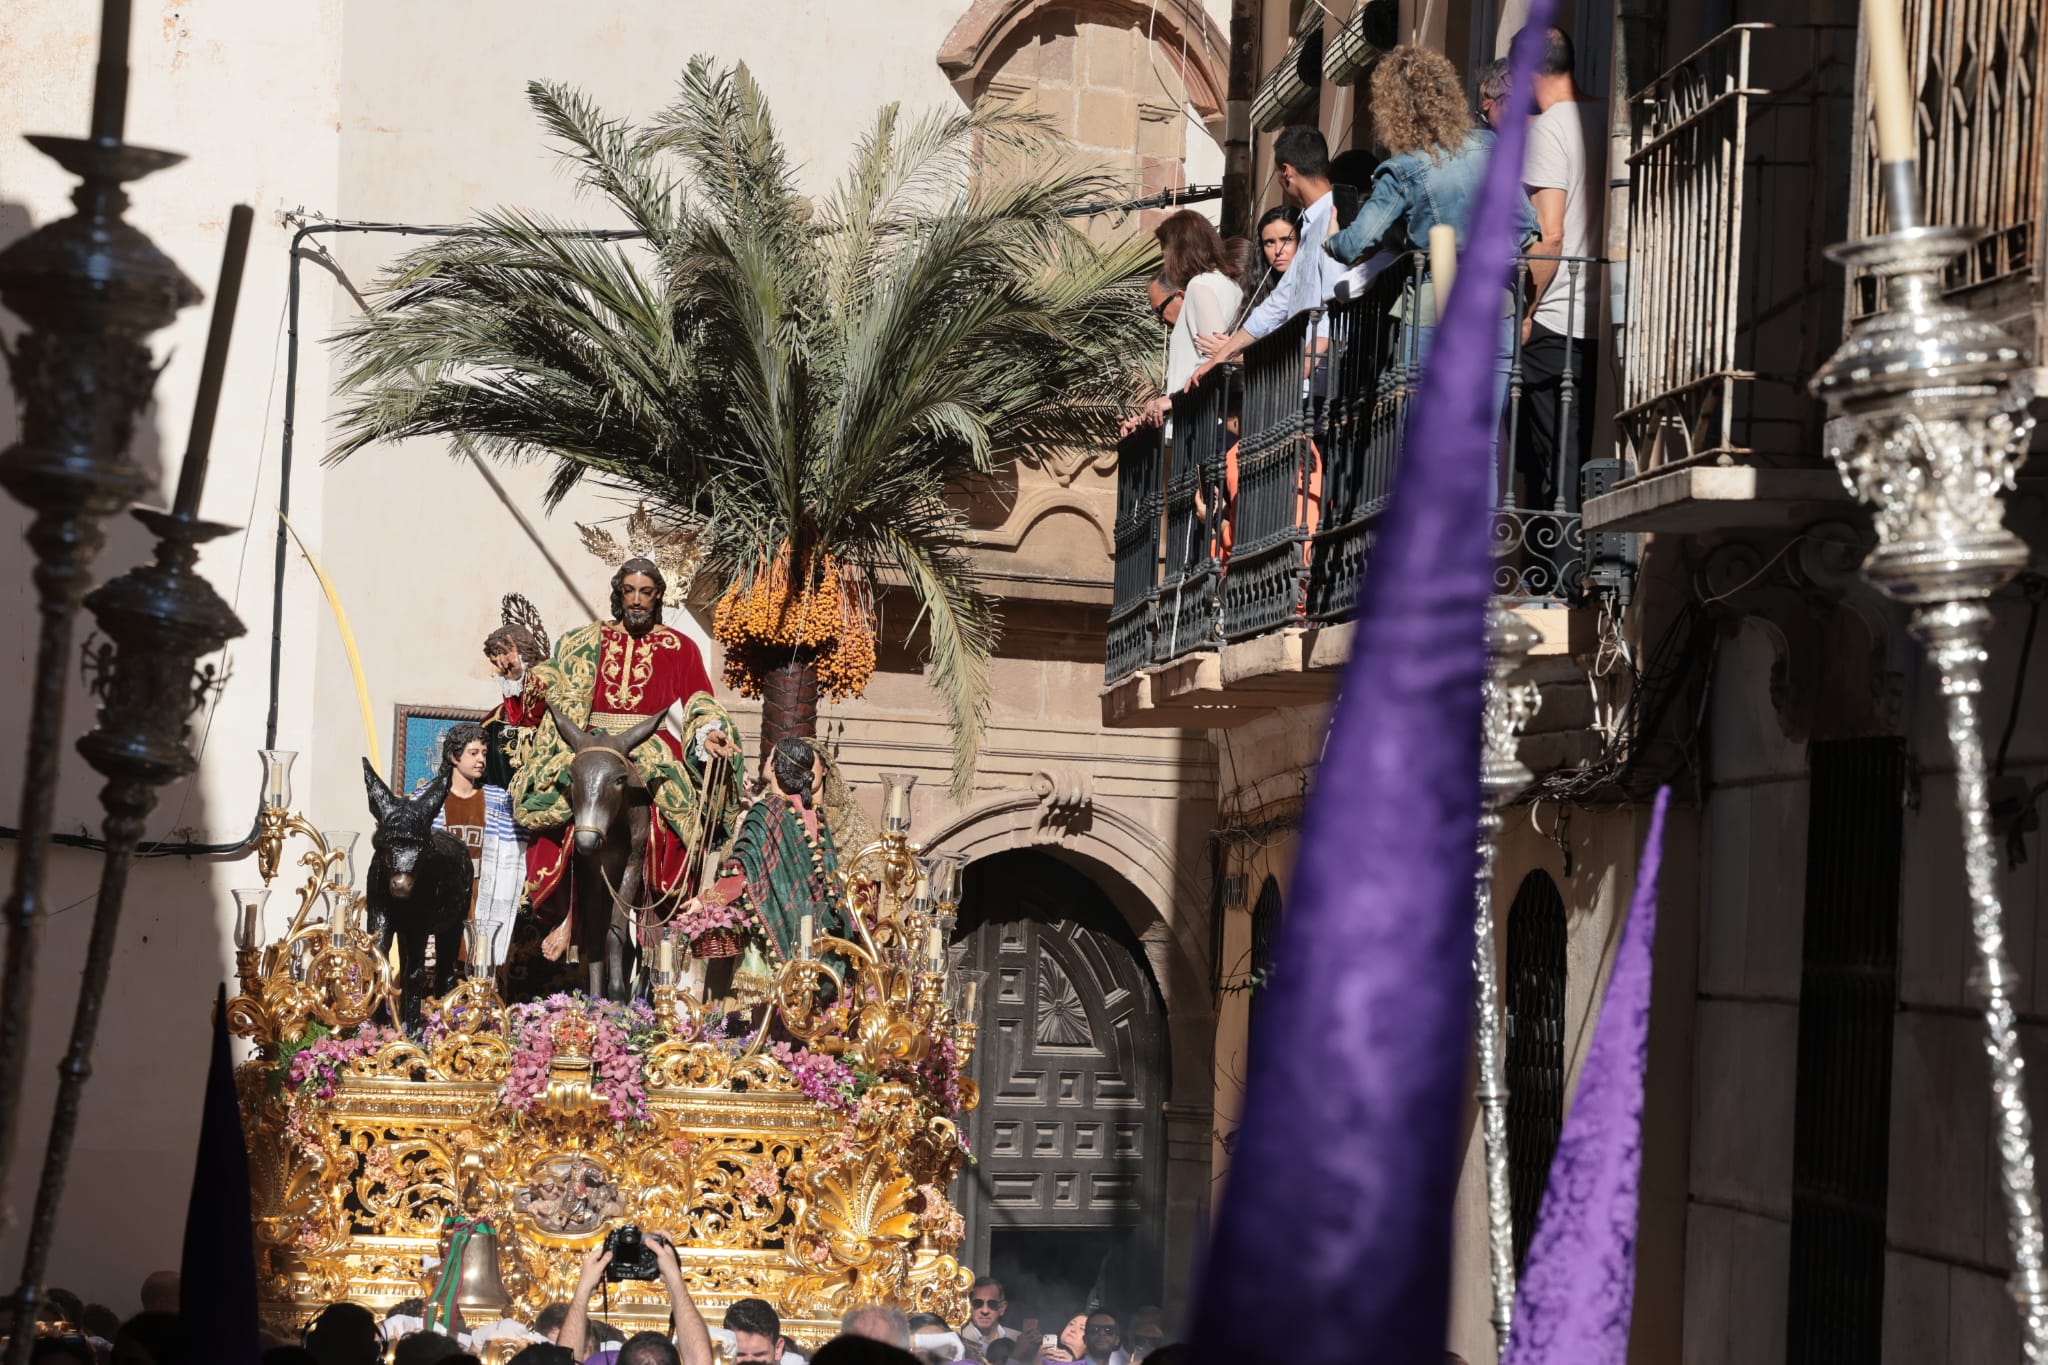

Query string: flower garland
286 1023 403 1102
766 1042 860 1113
501 994 658 1125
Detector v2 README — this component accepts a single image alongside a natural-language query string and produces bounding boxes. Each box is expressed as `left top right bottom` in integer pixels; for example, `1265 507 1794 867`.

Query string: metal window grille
1849 0 2045 316
1785 737 1905 1362
1506 869 1568 1271
1619 23 1854 478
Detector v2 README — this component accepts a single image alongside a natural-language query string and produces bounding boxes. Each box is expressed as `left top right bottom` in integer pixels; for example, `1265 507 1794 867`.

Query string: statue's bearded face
618 573 661 636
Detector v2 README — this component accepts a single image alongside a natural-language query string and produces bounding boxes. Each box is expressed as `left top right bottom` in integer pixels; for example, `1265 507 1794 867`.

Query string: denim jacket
1324 128 1538 267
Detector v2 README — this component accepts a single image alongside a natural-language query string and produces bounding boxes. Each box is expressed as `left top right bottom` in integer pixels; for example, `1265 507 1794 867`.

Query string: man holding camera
560 1229 713 1365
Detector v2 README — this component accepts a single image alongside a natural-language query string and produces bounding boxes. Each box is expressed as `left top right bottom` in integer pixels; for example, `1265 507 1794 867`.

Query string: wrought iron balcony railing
1610 22 1858 500
1155 366 1234 665
1105 252 1628 684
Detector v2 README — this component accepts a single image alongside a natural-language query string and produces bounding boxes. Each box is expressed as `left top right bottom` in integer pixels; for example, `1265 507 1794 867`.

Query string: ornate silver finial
1811 220 2048 1356
1474 599 1543 1355
1812 225 2036 606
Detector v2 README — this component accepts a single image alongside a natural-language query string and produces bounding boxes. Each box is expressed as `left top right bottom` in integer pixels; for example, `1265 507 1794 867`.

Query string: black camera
601 1224 664 1282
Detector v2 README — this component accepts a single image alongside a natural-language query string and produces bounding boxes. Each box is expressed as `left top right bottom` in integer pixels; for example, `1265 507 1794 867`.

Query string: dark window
1786 737 1905 1362
1506 869 1567 1270
1248 876 1282 1035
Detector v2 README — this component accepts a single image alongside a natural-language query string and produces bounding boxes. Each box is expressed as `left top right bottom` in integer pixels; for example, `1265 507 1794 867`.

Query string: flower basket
693 927 742 959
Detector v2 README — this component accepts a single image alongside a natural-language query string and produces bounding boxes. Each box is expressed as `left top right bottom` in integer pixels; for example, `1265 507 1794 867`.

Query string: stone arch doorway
955 849 1170 1325
1505 868 1568 1270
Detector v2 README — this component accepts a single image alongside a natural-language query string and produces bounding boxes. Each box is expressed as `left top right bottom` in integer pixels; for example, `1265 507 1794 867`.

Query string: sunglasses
1151 289 1184 322
971 1297 1002 1308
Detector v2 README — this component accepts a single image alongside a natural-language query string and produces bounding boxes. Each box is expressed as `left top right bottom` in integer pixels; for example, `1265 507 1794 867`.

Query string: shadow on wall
0 193 233 1314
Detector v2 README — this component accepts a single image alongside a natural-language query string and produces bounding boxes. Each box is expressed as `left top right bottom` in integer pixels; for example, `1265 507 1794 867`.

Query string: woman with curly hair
1325 45 1535 266
1323 44 1535 466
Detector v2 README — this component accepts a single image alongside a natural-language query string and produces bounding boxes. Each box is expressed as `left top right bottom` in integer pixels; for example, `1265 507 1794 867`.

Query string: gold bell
438 1219 512 1322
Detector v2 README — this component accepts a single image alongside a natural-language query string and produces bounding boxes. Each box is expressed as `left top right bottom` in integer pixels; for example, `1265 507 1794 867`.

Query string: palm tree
329 58 1157 795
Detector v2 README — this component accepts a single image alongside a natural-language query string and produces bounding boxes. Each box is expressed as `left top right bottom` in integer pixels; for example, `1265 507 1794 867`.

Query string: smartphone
1042 1335 1060 1355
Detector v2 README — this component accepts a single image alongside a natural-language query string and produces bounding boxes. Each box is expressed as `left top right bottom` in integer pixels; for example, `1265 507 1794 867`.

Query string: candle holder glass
260 749 297 810
232 888 271 951
322 830 358 890
464 925 493 980
879 772 916 833
926 852 964 909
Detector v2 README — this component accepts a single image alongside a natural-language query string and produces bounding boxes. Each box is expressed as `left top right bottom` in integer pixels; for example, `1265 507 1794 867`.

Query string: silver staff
1811 163 2044 1355
1476 601 1542 1354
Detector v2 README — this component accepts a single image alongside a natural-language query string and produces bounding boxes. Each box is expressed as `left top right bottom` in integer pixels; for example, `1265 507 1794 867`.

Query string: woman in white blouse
1124 210 1245 433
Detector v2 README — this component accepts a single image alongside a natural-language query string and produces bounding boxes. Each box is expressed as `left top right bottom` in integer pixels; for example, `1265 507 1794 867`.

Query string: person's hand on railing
1185 360 1216 391
1118 395 1172 437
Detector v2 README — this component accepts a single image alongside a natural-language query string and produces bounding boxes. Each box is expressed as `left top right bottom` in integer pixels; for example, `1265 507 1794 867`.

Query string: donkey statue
544 700 665 1002
363 758 472 1033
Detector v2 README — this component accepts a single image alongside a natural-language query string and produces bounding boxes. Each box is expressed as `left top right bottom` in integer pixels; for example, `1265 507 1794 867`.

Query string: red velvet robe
523 622 717 915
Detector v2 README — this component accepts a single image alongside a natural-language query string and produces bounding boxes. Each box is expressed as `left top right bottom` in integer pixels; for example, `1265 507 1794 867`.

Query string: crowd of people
1124 24 1607 525
2 1263 1181 1365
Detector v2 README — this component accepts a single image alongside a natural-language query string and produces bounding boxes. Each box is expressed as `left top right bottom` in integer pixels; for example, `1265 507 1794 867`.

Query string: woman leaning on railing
1323 44 1538 467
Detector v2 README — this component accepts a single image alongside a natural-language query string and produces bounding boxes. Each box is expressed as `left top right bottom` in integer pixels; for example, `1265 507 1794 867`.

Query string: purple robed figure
1502 788 1670 1365
1186 10 1560 1365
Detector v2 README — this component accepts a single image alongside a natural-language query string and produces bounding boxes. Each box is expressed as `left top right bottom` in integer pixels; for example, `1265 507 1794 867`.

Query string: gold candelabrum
232 750 393 1048
226 758 980 1338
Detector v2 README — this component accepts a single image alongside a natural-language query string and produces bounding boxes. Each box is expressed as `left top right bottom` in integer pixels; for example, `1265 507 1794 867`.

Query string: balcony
1586 23 1864 534
1104 253 1627 728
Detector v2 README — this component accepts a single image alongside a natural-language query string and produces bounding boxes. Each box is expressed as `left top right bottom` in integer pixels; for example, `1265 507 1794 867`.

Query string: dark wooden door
954 851 1168 1319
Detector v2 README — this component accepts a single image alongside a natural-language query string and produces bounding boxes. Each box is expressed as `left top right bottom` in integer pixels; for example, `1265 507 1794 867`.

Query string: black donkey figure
362 758 472 1033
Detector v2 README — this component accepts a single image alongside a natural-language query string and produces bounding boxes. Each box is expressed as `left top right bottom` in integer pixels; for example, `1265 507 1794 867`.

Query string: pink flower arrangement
767 1042 859 1114
915 1184 965 1242
917 1034 965 1116
674 898 749 940
287 1024 402 1101
500 993 657 1125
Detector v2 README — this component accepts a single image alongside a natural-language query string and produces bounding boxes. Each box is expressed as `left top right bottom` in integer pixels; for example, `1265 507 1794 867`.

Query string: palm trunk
759 649 820 768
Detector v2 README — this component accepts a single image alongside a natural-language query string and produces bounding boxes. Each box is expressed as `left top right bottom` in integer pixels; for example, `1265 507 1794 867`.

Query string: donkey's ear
547 699 592 754
363 758 401 826
410 771 452 820
613 709 666 758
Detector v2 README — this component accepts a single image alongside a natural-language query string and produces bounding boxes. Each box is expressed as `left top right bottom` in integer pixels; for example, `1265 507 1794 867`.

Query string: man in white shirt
1516 25 1606 517
1191 125 1342 373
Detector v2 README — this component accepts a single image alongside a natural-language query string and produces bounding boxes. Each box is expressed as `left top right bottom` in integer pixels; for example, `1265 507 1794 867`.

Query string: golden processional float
226 755 983 1342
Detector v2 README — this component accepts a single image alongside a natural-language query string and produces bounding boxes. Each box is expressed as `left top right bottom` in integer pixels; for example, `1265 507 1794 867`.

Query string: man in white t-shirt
1517 25 1606 518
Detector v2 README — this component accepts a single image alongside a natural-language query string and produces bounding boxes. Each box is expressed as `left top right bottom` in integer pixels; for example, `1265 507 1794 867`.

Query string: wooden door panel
962 875 1165 1233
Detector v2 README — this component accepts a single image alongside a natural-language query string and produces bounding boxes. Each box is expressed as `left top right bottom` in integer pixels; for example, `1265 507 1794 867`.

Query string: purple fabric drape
1185 11 1557 1364
1502 788 1670 1365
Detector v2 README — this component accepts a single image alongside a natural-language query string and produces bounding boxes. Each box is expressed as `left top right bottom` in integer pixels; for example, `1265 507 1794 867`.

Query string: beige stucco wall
0 0 1232 1314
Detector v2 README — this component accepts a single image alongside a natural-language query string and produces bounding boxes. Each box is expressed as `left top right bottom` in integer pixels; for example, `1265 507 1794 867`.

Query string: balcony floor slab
1583 463 1851 534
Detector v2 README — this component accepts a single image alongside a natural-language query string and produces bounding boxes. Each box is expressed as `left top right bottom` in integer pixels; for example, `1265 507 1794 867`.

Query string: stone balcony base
1583 462 1851 534
1103 605 1593 731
